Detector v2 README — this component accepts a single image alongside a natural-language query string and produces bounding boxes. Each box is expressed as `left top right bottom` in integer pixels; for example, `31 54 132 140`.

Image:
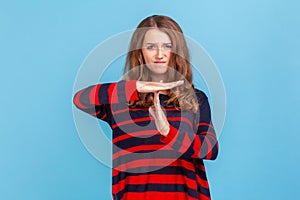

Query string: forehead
143 29 171 43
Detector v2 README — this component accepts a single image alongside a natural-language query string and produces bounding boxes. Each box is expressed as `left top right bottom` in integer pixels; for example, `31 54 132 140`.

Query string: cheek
142 52 153 64
166 53 171 62
144 56 151 64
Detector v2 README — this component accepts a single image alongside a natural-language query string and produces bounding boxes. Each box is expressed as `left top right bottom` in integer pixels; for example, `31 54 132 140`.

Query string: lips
154 61 167 64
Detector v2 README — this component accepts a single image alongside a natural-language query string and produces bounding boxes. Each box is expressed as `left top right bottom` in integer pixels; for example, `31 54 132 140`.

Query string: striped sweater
73 80 218 200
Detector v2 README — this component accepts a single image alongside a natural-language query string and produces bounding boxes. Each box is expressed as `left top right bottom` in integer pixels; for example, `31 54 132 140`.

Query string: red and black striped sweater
73 80 218 200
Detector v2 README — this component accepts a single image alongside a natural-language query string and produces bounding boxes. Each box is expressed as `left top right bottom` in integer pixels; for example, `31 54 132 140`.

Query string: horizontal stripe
114 158 168 172
120 191 199 200
116 184 199 200
113 165 202 184
112 117 152 129
113 174 198 194
113 158 196 174
113 134 162 150
113 130 157 143
198 193 211 200
111 112 194 129
111 107 129 115
112 106 192 115
197 122 215 130
199 131 216 137
113 144 172 160
113 151 183 171
168 117 194 129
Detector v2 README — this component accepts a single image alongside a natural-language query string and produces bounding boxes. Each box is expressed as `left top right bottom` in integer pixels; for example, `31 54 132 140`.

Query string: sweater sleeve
73 80 139 122
160 90 219 160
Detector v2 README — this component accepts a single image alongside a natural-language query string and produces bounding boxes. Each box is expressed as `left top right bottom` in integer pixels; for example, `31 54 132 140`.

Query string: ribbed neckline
159 93 169 98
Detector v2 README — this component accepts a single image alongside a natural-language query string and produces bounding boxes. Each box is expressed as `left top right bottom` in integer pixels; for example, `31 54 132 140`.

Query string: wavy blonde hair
123 15 199 113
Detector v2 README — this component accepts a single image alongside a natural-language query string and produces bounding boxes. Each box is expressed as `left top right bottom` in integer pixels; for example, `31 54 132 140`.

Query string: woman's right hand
136 80 184 93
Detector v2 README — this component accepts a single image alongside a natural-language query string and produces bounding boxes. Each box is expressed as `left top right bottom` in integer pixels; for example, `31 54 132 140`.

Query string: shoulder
193 88 208 103
193 88 211 116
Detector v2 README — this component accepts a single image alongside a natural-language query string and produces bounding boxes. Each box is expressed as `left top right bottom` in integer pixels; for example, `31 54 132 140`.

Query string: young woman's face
142 29 172 76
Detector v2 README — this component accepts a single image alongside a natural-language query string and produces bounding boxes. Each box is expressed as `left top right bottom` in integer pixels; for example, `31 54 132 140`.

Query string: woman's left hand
136 80 183 93
148 91 170 136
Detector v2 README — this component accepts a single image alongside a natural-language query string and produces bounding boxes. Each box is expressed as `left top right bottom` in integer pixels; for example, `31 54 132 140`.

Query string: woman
73 15 218 200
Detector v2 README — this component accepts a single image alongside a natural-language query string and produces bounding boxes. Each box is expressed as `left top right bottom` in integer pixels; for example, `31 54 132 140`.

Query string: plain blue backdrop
1 0 299 199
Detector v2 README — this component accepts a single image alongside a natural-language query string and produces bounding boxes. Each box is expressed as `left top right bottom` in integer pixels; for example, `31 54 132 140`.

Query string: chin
151 68 168 73
147 65 169 75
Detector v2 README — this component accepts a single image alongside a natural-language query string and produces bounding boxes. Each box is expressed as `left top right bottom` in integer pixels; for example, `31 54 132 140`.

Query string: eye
164 44 173 49
146 44 155 49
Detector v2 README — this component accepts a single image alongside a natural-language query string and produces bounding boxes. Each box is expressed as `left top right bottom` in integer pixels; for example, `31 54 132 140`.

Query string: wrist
136 81 144 92
160 124 170 136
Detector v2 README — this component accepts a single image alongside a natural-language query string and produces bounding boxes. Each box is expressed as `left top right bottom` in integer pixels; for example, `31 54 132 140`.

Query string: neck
150 74 169 95
150 74 168 83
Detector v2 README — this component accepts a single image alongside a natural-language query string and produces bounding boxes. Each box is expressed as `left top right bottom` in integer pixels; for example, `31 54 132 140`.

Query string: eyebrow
144 42 172 44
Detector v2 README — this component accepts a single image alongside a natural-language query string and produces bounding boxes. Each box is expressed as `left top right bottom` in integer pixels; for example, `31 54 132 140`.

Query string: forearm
73 80 139 117
159 123 218 160
73 80 139 107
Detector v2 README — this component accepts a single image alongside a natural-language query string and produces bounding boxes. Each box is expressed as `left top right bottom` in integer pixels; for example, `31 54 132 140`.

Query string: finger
155 91 160 104
169 80 184 88
148 106 156 120
153 91 160 105
157 80 183 91
156 107 166 124
153 103 167 125
149 106 166 132
138 80 184 93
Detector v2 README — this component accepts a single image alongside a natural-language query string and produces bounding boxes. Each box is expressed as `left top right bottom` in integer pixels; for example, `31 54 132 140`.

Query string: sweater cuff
116 80 139 103
125 80 139 101
160 125 178 144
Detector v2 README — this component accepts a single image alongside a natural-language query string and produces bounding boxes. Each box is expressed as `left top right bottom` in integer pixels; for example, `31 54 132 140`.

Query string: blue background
1 0 299 199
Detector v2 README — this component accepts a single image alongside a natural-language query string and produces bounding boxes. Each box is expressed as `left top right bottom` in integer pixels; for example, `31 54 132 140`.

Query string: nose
156 48 163 59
